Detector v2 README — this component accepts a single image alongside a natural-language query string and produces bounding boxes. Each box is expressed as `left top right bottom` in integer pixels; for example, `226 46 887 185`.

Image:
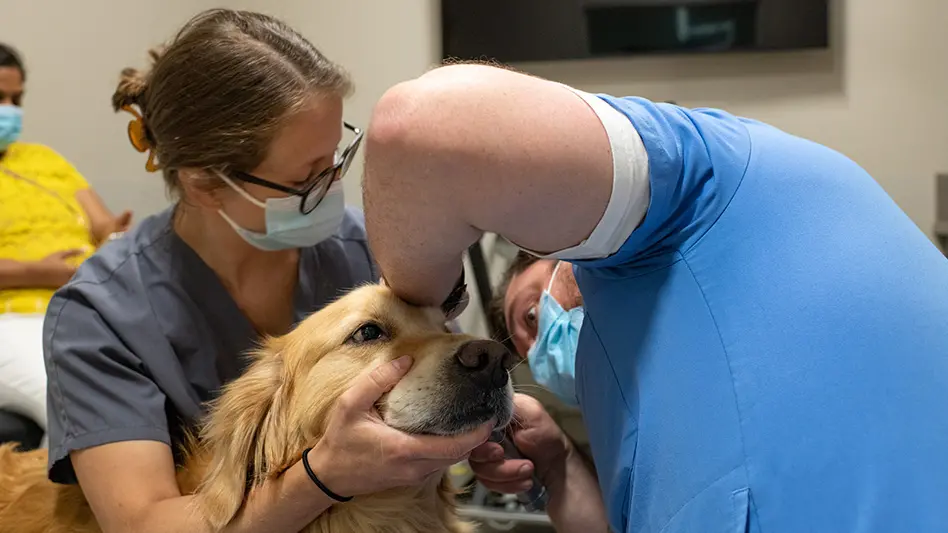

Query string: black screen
441 0 829 63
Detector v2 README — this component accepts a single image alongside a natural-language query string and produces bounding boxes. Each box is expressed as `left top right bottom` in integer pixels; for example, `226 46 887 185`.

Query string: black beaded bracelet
302 447 353 503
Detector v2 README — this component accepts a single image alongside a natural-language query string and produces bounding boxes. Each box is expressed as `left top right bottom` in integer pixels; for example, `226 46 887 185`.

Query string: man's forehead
503 260 555 315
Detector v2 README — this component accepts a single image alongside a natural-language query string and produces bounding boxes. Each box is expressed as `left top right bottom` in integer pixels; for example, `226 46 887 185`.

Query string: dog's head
191 284 516 528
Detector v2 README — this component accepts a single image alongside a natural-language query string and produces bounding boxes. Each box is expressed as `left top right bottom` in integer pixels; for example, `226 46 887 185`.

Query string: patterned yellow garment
0 142 95 314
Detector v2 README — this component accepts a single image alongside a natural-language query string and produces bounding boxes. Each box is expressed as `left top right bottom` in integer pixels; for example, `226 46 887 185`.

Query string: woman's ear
177 168 225 210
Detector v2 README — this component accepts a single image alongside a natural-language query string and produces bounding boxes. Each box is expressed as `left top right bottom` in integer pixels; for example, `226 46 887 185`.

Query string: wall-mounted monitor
441 0 830 63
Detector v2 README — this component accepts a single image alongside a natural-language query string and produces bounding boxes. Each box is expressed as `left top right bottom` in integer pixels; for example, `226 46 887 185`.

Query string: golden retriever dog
0 284 517 533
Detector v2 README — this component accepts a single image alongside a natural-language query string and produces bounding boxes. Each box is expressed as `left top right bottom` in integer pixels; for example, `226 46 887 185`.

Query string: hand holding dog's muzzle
468 393 570 495
305 356 493 499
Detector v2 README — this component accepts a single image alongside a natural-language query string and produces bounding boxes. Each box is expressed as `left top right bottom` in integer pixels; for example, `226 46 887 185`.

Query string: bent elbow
367 81 425 154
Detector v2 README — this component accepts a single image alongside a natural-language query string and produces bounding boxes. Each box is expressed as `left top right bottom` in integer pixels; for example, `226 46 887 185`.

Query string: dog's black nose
455 340 516 389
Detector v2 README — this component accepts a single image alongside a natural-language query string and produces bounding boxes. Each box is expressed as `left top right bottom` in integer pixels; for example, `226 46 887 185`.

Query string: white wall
6 0 947 337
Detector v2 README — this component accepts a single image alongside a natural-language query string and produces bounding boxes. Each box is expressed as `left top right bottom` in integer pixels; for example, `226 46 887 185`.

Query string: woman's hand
305 356 494 498
108 209 134 236
35 249 85 287
75 189 133 245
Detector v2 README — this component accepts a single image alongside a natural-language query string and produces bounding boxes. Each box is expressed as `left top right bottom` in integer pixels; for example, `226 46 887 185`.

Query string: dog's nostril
501 349 517 372
457 345 490 371
455 340 511 389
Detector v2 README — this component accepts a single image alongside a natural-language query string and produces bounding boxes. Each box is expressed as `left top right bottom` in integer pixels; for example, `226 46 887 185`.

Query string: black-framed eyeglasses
229 122 364 214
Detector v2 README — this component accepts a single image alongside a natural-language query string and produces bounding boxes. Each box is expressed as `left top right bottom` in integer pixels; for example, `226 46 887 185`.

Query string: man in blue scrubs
362 63 948 533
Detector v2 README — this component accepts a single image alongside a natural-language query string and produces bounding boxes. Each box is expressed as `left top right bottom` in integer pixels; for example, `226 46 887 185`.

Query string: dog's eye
349 322 389 344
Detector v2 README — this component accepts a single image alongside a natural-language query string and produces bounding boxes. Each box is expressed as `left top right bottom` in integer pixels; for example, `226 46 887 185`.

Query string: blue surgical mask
217 173 345 251
528 262 584 407
0 105 23 152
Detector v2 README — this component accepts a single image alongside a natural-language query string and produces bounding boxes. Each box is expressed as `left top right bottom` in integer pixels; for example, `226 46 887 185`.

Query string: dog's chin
386 388 514 437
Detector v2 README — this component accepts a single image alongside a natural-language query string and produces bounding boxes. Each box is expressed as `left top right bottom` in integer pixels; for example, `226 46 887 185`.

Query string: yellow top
0 142 95 314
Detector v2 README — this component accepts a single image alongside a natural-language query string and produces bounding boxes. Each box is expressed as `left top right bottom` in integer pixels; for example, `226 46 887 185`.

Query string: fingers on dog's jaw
468 442 504 463
371 356 413 389
344 356 415 413
482 479 535 495
472 459 534 484
448 423 494 458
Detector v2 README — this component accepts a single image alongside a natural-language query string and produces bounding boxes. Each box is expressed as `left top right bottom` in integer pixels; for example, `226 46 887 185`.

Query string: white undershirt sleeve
522 85 651 261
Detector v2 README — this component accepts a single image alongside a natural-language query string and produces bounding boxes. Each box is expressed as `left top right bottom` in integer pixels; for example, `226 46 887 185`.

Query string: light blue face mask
217 173 345 251
0 105 23 152
528 262 584 407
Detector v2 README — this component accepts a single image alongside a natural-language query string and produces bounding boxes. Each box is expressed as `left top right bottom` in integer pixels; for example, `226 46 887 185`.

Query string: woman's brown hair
112 9 352 196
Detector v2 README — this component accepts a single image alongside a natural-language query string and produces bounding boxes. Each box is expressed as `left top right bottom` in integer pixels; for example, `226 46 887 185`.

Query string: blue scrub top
43 206 377 483
573 97 948 533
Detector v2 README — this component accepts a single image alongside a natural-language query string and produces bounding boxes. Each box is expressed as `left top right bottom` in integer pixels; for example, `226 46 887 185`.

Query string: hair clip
121 105 160 173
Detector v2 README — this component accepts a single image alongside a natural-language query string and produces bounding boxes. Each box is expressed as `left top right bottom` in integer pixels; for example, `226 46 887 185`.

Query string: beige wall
0 0 222 218
242 0 948 241
7 0 944 226
227 0 444 211
5 0 947 335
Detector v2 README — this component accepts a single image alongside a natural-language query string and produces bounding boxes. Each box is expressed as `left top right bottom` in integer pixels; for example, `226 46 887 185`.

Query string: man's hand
469 394 571 492
469 393 610 533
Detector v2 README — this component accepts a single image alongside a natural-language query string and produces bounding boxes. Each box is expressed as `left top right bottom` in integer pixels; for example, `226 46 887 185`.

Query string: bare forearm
74 189 115 245
124 462 332 533
0 259 58 289
544 450 609 533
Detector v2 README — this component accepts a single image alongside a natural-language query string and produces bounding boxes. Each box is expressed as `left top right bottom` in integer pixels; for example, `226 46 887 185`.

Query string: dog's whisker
493 332 515 346
513 383 552 395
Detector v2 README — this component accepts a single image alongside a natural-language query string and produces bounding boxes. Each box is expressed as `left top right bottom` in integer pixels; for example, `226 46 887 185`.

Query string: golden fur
0 284 515 532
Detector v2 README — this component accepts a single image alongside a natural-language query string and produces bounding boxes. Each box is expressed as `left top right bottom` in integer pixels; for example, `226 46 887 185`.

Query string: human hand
306 356 494 498
114 210 133 232
468 393 571 494
105 210 133 240
34 249 84 287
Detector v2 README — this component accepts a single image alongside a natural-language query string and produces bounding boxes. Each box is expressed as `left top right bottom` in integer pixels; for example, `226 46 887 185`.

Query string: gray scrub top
42 205 377 484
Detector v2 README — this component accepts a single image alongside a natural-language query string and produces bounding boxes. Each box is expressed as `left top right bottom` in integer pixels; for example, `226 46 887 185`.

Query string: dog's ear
190 352 286 529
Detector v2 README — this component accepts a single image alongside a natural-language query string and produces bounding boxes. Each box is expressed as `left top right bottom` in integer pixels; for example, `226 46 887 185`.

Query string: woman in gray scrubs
41 10 491 533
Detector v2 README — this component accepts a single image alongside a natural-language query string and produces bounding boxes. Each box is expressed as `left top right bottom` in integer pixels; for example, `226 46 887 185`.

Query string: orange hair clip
121 105 160 173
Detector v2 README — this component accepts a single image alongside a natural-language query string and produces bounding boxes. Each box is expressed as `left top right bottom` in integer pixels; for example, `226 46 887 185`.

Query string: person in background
41 10 490 533
0 43 132 446
361 62 948 533
489 252 578 406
